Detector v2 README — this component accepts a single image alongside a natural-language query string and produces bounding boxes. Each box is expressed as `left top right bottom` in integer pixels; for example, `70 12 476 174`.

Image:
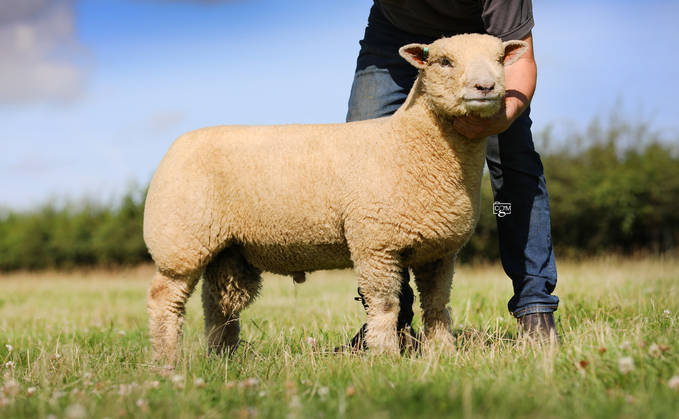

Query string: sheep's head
399 34 528 118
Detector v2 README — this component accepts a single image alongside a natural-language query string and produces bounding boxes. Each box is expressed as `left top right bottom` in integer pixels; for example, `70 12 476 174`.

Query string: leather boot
517 312 560 344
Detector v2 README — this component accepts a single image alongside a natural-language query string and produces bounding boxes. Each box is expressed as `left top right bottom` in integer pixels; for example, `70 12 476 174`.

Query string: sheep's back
144 120 390 274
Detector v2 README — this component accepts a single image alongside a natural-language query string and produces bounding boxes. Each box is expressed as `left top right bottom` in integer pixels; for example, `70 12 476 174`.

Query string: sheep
143 33 529 362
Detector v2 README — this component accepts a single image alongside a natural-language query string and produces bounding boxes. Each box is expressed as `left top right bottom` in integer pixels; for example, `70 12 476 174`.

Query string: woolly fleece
144 34 528 362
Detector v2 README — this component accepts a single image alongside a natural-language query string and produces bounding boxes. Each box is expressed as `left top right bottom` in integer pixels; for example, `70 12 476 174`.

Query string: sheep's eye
439 58 453 67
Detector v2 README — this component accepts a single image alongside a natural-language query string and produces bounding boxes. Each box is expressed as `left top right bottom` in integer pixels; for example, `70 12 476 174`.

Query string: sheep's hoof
334 324 422 355
151 348 181 366
420 328 456 356
207 338 243 358
365 330 401 356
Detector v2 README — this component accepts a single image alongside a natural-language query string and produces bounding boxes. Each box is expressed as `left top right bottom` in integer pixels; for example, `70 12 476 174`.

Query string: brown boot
517 312 560 344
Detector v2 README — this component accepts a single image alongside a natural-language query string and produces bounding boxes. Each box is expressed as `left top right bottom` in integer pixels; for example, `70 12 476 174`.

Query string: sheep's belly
241 242 353 276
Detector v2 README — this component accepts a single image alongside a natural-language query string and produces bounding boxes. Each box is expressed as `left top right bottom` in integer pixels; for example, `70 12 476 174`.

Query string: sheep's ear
502 40 529 66
399 43 428 69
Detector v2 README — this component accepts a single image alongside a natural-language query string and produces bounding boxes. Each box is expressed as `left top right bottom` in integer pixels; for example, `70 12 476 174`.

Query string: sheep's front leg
354 251 403 355
147 270 200 364
412 253 457 351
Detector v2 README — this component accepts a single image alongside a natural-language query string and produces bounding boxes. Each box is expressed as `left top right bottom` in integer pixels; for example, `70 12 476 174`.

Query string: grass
1 257 678 418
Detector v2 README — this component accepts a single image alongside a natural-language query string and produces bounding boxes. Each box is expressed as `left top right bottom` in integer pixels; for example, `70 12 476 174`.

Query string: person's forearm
503 31 537 121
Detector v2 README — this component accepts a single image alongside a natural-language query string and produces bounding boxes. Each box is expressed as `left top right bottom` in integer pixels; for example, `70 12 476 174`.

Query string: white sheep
144 34 528 362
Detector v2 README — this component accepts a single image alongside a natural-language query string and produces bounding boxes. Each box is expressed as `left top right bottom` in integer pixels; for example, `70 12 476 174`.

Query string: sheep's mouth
463 97 502 117
463 98 500 111
464 98 499 106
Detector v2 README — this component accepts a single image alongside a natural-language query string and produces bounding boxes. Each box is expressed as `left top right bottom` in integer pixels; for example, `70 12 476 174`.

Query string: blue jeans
347 6 559 318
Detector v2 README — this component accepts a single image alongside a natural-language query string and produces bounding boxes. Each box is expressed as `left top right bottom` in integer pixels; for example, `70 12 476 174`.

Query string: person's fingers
453 117 484 139
464 113 486 123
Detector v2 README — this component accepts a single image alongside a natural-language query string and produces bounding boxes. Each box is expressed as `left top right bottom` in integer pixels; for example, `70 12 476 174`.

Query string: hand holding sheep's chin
453 98 522 140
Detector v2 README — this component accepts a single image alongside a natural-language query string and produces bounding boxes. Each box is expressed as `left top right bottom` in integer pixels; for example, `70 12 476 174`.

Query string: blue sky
1 0 677 210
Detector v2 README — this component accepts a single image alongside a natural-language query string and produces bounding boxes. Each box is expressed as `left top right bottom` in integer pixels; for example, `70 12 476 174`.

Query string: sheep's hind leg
147 270 201 364
202 248 263 356
354 251 403 355
412 253 457 352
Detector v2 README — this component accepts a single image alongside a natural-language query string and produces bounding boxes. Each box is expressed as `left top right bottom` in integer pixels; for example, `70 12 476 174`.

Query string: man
343 0 559 350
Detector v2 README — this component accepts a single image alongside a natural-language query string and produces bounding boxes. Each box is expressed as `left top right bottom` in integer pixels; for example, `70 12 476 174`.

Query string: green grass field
1 257 678 418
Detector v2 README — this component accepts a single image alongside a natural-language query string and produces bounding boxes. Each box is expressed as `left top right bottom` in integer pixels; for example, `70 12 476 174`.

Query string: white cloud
0 0 91 105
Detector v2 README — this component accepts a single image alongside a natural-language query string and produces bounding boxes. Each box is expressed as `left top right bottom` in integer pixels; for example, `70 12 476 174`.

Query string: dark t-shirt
374 0 534 41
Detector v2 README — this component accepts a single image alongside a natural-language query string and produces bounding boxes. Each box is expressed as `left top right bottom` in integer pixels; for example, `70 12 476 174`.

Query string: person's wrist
504 95 528 123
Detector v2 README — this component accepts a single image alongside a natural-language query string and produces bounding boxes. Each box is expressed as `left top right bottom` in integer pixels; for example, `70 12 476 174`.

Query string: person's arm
452 31 537 140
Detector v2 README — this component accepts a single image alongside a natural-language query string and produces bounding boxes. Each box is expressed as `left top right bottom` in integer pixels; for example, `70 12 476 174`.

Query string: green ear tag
423 47 429 61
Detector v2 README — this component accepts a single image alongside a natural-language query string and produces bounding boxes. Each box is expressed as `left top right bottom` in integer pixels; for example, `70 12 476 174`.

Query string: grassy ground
1 257 678 418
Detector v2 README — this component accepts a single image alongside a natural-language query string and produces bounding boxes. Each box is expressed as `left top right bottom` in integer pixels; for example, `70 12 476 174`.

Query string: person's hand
452 101 518 140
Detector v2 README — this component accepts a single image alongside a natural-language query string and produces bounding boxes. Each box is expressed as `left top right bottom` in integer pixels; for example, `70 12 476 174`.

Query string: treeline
0 187 150 271
460 116 679 262
1 118 678 271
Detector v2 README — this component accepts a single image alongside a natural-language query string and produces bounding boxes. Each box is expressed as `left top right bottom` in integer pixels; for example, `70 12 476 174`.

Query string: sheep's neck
394 79 456 143
392 79 486 167
391 78 488 214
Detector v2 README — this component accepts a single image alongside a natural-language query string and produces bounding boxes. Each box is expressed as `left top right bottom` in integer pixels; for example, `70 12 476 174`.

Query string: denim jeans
347 6 559 318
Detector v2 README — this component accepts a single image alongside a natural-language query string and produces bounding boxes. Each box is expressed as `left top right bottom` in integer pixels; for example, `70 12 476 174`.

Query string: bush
0 186 151 271
543 119 679 257
459 116 679 262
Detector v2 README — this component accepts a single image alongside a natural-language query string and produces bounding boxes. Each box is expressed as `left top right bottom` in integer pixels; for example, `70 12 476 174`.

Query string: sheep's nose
475 83 495 94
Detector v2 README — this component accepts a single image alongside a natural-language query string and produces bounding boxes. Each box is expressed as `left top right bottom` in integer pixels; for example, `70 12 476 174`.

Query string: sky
1 0 678 211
